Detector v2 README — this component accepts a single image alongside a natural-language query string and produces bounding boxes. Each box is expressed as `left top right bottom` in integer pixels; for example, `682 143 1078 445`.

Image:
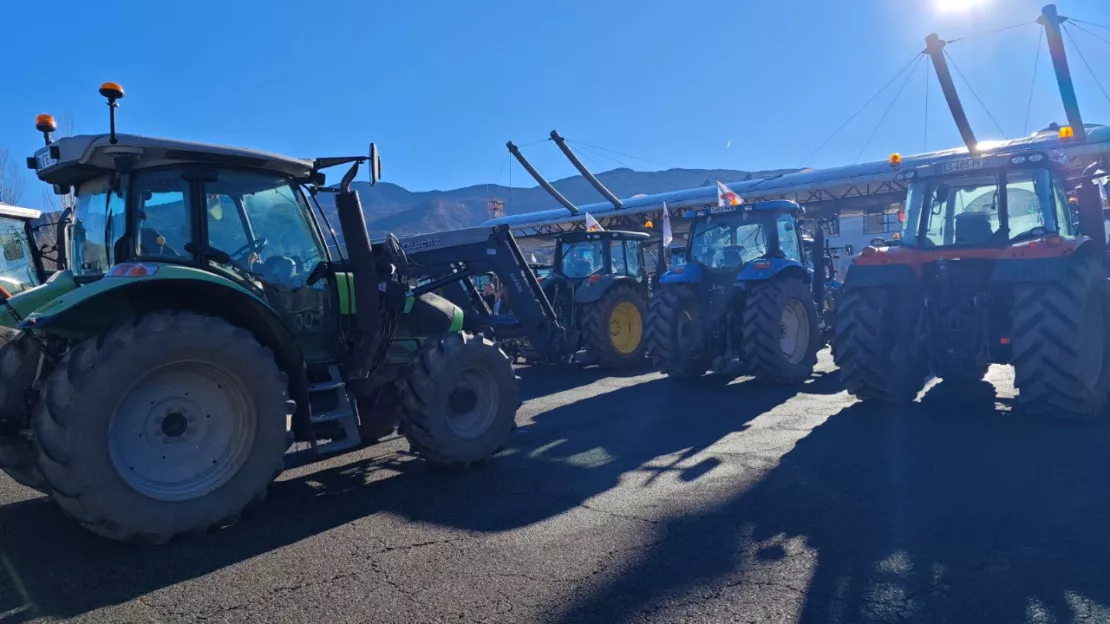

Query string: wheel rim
109 361 256 502
446 365 499 439
780 299 811 365
609 301 643 355
1078 295 1106 387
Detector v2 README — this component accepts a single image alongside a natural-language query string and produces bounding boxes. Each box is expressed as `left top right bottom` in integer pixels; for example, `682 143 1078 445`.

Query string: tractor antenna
98 82 125 145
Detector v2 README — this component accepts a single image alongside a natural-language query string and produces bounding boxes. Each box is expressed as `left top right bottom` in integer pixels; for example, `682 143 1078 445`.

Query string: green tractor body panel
0 271 79 328
24 264 270 337
572 273 642 304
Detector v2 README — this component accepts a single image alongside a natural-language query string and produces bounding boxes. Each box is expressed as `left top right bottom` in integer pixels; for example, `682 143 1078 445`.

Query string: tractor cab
551 230 653 286
661 200 816 288
890 151 1081 253
0 205 47 297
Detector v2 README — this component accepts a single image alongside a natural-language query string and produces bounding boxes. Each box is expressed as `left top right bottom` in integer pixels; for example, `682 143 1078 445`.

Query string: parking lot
1 351 1108 623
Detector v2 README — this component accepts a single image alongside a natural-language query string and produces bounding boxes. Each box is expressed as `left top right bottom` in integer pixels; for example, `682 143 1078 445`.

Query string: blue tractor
646 200 830 383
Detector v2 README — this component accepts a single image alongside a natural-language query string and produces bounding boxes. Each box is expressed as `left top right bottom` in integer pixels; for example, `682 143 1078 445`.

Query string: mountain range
317 166 799 238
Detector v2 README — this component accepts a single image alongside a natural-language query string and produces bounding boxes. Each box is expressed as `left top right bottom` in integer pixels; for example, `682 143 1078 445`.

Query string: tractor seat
722 245 745 266
954 212 994 245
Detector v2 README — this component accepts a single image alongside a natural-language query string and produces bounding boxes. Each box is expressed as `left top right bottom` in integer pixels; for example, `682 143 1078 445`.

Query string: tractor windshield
559 240 605 278
0 217 38 294
689 212 768 270
901 167 1064 247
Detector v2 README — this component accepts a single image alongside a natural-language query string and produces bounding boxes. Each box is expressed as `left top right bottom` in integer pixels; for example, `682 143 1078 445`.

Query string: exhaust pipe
334 161 382 380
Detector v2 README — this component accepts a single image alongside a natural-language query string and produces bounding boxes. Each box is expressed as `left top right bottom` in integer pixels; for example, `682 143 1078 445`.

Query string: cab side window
134 169 195 261
776 214 802 261
625 240 642 278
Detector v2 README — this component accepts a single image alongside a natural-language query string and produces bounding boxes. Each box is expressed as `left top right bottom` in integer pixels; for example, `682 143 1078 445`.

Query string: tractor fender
990 237 1097 283
659 262 703 285
21 265 314 444
396 292 465 338
735 258 809 284
573 274 642 304
0 270 78 329
842 263 919 289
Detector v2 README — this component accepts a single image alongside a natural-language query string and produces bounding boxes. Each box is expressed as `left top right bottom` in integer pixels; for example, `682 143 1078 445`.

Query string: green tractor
0 84 520 544
540 229 661 368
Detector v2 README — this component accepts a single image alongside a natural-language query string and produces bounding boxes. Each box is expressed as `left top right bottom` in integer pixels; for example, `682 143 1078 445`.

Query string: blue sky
2 0 1108 203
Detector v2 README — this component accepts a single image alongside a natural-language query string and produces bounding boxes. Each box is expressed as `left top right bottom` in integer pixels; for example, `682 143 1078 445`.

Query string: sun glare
936 0 990 13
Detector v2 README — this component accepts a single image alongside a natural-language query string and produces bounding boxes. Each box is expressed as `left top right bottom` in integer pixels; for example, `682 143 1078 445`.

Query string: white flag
661 201 673 247
716 181 743 207
585 212 605 232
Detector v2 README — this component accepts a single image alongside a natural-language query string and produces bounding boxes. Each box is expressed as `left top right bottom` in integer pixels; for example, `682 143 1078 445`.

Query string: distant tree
0 148 24 206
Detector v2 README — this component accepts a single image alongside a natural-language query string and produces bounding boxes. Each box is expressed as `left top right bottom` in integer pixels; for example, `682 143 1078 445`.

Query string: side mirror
369 143 381 187
934 183 951 204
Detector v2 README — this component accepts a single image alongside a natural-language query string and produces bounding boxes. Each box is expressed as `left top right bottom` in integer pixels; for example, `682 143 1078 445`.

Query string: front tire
742 276 820 384
1011 254 1110 420
833 285 928 403
33 311 291 545
579 283 648 368
400 331 519 466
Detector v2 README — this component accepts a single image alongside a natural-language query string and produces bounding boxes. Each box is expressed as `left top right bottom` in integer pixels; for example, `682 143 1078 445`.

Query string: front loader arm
386 225 579 362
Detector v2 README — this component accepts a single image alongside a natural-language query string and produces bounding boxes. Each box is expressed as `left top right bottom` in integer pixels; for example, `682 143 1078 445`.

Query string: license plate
941 158 984 173
34 147 57 170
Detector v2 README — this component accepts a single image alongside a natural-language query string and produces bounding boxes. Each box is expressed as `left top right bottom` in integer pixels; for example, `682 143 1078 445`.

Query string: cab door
199 169 339 364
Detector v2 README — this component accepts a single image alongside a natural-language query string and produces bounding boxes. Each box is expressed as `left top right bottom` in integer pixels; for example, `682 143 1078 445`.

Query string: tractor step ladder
308 365 362 454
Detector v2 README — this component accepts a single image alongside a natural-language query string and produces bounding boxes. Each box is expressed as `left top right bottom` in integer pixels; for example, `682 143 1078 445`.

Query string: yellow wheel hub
609 301 643 355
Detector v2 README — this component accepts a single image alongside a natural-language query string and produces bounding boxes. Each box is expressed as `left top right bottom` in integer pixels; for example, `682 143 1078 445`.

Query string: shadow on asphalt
0 368 838 619
513 360 655 401
554 378 1110 624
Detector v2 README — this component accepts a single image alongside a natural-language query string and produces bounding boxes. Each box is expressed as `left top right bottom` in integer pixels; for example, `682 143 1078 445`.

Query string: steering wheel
229 238 268 263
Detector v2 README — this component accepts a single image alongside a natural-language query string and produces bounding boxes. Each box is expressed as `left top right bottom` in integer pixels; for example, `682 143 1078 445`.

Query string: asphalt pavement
1 351 1109 624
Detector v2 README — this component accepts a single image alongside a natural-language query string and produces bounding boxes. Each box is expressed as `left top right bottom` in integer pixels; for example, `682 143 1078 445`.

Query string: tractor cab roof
0 204 42 222
30 133 319 188
892 149 1069 184
556 229 650 243
683 199 803 220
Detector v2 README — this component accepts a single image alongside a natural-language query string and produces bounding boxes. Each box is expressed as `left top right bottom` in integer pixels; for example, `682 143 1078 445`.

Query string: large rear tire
1011 254 1110 420
33 311 291 545
0 329 48 493
400 331 519 466
834 285 928 403
579 283 648 368
647 288 711 378
742 276 820 384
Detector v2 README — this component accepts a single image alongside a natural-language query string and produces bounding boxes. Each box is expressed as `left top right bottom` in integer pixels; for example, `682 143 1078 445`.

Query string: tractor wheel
579 283 648 368
834 286 928 403
647 288 711 378
1011 255 1110 420
742 276 821 384
0 329 48 493
33 311 291 545
400 331 519 466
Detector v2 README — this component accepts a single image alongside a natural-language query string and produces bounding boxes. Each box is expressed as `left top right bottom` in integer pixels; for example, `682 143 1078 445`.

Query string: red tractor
834 150 1110 418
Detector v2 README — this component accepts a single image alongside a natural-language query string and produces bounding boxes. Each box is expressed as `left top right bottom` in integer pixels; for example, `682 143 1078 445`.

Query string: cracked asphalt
2 351 1110 623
